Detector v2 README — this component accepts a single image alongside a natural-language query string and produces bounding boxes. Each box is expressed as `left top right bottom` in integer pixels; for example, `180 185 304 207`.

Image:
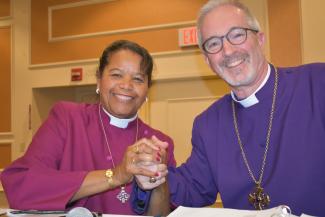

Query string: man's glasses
202 27 258 54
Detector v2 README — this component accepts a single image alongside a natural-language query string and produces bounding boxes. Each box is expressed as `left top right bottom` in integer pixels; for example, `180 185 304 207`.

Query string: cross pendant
117 186 130 203
248 184 270 210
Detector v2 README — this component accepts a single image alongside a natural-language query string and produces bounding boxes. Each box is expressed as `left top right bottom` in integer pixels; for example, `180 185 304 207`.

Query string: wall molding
0 132 14 144
29 49 201 69
166 95 220 104
48 0 117 42
49 21 196 42
0 21 11 26
48 0 195 42
0 16 12 21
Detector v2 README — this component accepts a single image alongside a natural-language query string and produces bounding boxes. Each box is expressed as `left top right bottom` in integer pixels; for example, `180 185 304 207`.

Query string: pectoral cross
117 186 130 203
248 184 270 210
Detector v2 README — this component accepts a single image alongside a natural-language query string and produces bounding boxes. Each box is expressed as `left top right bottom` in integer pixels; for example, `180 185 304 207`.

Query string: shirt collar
102 107 137 129
231 64 271 108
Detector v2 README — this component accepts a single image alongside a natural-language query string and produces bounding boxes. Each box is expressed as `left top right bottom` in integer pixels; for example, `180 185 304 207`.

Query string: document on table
3 208 150 217
167 206 317 217
0 208 6 216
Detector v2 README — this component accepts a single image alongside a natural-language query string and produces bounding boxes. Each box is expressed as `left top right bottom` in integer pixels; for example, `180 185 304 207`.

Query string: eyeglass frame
202 27 259 54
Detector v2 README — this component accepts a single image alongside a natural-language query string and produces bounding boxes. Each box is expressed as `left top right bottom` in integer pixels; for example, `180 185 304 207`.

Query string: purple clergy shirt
168 63 325 216
1 102 176 215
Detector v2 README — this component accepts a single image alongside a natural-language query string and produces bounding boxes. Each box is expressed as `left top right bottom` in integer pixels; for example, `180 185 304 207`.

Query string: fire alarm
71 68 83 81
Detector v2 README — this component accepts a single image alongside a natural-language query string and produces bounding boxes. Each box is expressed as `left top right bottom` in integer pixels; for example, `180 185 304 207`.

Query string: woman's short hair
96 40 153 87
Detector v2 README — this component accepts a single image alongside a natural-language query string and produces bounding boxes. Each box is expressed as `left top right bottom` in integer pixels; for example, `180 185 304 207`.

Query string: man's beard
214 52 256 87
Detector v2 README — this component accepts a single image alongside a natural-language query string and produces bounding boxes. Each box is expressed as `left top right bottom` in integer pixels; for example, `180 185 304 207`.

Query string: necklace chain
98 104 139 168
232 68 278 185
98 104 139 203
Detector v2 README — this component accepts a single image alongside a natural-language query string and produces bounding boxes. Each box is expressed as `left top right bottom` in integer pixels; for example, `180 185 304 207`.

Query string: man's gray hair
197 0 261 50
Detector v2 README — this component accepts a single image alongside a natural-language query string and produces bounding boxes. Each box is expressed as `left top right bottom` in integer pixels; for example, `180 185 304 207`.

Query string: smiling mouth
226 58 245 68
113 93 134 101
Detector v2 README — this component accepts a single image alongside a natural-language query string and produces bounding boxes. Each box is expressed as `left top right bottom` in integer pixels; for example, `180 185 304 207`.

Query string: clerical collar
102 107 137 129
231 64 271 108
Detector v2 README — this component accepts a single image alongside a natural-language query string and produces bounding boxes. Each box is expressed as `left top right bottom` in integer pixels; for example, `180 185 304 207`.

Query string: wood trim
0 132 14 144
48 0 117 41
29 49 200 69
47 0 197 42
49 20 196 42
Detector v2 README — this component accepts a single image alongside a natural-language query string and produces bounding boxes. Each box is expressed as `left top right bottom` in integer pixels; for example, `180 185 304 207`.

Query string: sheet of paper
167 206 300 217
4 208 149 217
0 208 7 216
102 215 151 217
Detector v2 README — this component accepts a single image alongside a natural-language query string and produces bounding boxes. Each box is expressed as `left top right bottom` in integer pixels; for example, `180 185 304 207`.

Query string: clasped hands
115 135 168 190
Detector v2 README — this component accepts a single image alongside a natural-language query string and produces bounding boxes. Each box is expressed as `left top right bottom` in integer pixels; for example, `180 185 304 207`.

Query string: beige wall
267 0 302 66
300 0 325 63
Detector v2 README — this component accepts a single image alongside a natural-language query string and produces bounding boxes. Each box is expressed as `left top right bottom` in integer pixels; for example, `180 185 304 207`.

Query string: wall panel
0 26 11 132
31 0 205 65
149 78 229 165
300 0 325 63
267 0 302 66
50 0 198 39
0 0 10 18
0 143 11 168
167 97 218 165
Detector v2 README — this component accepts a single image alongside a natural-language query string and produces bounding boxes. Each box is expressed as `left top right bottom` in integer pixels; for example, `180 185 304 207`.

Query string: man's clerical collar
231 64 271 108
102 107 137 129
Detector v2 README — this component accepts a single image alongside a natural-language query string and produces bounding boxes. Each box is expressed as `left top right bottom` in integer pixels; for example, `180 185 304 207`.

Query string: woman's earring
145 97 148 102
96 88 100 94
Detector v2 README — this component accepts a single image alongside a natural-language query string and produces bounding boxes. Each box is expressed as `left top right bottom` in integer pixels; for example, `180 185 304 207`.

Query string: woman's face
97 49 148 118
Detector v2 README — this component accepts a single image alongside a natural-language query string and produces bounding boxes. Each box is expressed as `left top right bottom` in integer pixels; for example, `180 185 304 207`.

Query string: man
135 0 325 216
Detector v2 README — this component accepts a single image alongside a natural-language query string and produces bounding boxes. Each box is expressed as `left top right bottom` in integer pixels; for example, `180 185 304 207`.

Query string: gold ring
149 177 157 183
134 144 140 154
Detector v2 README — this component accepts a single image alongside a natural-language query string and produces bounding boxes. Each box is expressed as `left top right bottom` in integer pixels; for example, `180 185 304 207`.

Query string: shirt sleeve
0 102 88 210
131 180 151 215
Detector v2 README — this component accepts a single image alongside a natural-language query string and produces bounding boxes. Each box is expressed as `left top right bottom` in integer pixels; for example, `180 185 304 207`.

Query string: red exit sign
178 26 198 47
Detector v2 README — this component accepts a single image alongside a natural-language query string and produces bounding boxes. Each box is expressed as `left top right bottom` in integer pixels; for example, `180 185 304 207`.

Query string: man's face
201 5 266 88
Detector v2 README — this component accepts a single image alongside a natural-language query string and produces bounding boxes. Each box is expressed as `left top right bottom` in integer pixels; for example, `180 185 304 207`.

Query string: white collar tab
231 64 271 108
102 107 137 129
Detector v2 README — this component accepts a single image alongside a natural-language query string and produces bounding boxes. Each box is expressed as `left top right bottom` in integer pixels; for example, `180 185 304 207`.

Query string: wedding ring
134 144 140 154
149 177 157 183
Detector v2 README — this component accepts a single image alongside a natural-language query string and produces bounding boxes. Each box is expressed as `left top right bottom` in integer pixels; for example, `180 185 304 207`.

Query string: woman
1 40 176 215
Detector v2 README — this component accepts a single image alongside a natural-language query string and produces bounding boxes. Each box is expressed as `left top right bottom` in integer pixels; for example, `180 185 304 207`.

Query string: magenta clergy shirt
1 102 176 215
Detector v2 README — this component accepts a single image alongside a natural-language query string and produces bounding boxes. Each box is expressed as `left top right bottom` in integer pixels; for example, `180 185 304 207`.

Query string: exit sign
178 26 198 47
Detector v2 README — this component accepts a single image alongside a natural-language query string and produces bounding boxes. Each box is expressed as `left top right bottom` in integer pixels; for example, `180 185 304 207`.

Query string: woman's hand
113 136 165 186
134 135 169 190
70 136 168 202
